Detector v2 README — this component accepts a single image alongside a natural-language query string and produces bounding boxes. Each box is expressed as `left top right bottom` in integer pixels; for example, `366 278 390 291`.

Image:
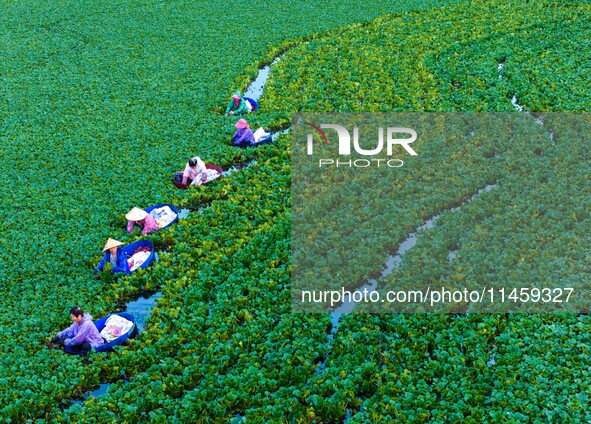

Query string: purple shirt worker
53 306 104 355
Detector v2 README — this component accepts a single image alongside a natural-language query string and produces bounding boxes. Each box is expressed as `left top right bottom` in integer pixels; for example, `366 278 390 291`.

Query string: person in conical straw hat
95 238 130 275
126 207 159 235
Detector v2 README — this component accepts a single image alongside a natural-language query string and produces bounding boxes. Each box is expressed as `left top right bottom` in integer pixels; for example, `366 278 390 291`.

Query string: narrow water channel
70 51 288 410
316 184 498 375
243 56 282 102
70 291 162 406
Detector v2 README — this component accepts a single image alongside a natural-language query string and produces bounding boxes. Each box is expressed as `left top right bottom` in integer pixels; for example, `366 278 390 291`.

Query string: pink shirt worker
182 156 206 186
126 207 159 235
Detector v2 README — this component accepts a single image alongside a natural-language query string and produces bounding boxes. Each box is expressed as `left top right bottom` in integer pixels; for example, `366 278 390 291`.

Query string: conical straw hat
103 238 124 252
126 207 148 221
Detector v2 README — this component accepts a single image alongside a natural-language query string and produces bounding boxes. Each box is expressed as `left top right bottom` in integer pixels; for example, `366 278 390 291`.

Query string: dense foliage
1 0 590 421
265 0 591 421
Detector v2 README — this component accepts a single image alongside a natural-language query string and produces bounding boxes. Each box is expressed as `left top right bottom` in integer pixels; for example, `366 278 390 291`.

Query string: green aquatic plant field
267 0 591 421
1 0 591 421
